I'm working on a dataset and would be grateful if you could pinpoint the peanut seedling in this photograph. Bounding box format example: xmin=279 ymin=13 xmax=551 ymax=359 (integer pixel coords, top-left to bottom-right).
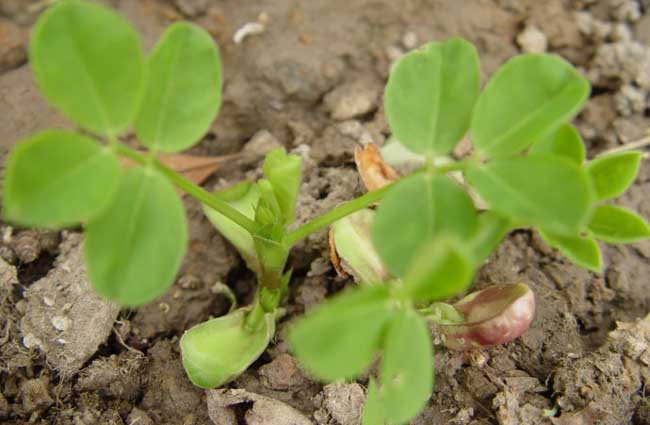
xmin=4 ymin=2 xmax=649 ymax=424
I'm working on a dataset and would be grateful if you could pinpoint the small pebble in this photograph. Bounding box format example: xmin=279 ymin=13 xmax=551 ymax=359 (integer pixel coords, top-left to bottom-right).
xmin=11 ymin=230 xmax=40 ymax=263
xmin=324 ymin=81 xmax=381 ymax=120
xmin=516 ymin=25 xmax=547 ymax=53
xmin=2 ymin=226 xmax=13 ymax=244
xmin=51 ymin=316 xmax=70 ymax=331
xmin=0 ymin=246 xmax=16 ymax=264
xmin=402 ymin=31 xmax=418 ymax=49
xmin=22 ymin=334 xmax=42 ymax=349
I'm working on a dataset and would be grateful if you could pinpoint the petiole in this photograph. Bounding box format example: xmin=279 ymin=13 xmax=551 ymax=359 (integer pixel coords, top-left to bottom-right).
xmin=112 ymin=142 xmax=258 ymax=234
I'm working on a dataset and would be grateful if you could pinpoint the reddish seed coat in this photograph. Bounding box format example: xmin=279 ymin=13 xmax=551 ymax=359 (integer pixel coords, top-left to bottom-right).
xmin=440 ymin=283 xmax=536 ymax=351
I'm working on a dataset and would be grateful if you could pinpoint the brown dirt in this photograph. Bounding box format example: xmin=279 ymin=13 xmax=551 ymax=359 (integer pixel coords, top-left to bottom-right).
xmin=2 ymin=0 xmax=650 ymax=424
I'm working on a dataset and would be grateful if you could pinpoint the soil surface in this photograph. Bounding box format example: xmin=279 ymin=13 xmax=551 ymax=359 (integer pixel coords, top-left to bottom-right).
xmin=2 ymin=0 xmax=650 ymax=424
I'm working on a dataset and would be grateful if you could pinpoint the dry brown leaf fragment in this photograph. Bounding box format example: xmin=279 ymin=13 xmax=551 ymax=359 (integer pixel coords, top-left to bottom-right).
xmin=120 ymin=152 xmax=236 ymax=194
xmin=354 ymin=143 xmax=399 ymax=192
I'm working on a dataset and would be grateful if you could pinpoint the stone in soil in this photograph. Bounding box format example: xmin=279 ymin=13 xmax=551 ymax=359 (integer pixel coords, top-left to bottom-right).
xmin=323 ymin=79 xmax=381 ymax=121
xmin=313 ymin=383 xmax=365 ymax=425
xmin=206 ymin=388 xmax=313 ymax=425
xmin=19 ymin=233 xmax=120 ymax=375
xmin=516 ymin=25 xmax=548 ymax=53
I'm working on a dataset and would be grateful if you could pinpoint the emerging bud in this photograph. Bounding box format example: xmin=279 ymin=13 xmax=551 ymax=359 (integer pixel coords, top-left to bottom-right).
xmin=438 ymin=283 xmax=535 ymax=350
xmin=181 ymin=306 xmax=276 ymax=388
xmin=329 ymin=209 xmax=391 ymax=283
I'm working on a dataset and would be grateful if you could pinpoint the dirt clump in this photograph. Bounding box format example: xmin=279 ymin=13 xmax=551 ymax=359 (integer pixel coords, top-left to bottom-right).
xmin=19 ymin=234 xmax=120 ymax=376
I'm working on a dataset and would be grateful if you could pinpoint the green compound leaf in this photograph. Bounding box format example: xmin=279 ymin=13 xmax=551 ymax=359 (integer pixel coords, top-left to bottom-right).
xmin=362 ymin=380 xmax=385 ymax=425
xmin=373 ymin=173 xmax=478 ymax=277
xmin=85 ymin=167 xmax=188 ymax=306
xmin=529 ymin=123 xmax=586 ymax=165
xmin=289 ymin=285 xmax=394 ymax=381
xmin=136 ymin=22 xmax=222 ymax=152
xmin=204 ymin=182 xmax=261 ymax=273
xmin=403 ymin=239 xmax=474 ymax=302
xmin=385 ymin=38 xmax=480 ymax=155
xmin=3 ymin=130 xmax=121 ymax=228
xmin=588 ymin=205 xmax=650 ymax=243
xmin=586 ymin=151 xmax=642 ymax=201
xmin=31 ymin=1 xmax=144 ymax=136
xmin=381 ymin=309 xmax=433 ymax=425
xmin=263 ymin=148 xmax=302 ymax=224
xmin=539 ymin=229 xmax=602 ymax=272
xmin=181 ymin=307 xmax=276 ymax=388
xmin=471 ymin=54 xmax=590 ymax=159
xmin=466 ymin=154 xmax=594 ymax=236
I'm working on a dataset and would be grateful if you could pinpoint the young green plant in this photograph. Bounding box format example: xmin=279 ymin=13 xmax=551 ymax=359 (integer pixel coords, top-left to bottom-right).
xmin=4 ymin=2 xmax=649 ymax=424
xmin=0 ymin=0 xmax=394 ymax=390
xmin=287 ymin=40 xmax=650 ymax=424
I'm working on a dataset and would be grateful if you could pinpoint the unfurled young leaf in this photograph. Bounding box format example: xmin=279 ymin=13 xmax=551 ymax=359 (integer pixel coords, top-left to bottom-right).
xmin=204 ymin=182 xmax=261 ymax=273
xmin=262 ymin=148 xmax=302 ymax=224
xmin=255 ymin=179 xmax=283 ymax=227
xmin=289 ymin=286 xmax=394 ymax=381
xmin=529 ymin=123 xmax=586 ymax=165
xmin=85 ymin=167 xmax=187 ymax=306
xmin=380 ymin=309 xmax=433 ymax=424
xmin=588 ymin=204 xmax=650 ymax=243
xmin=586 ymin=151 xmax=642 ymax=201
xmin=403 ymin=239 xmax=474 ymax=302
xmin=539 ymin=229 xmax=602 ymax=272
xmin=181 ymin=307 xmax=276 ymax=388
xmin=136 ymin=22 xmax=222 ymax=152
xmin=31 ymin=1 xmax=145 ymax=136
xmin=373 ymin=173 xmax=478 ymax=277
xmin=471 ymin=54 xmax=590 ymax=158
xmin=466 ymin=155 xmax=594 ymax=235
xmin=3 ymin=130 xmax=121 ymax=228
xmin=385 ymin=38 xmax=480 ymax=155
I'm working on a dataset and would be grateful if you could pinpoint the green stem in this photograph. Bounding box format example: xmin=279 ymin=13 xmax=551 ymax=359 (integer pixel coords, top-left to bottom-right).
xmin=113 ymin=142 xmax=258 ymax=234
xmin=283 ymin=183 xmax=394 ymax=246
xmin=434 ymin=158 xmax=476 ymax=174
